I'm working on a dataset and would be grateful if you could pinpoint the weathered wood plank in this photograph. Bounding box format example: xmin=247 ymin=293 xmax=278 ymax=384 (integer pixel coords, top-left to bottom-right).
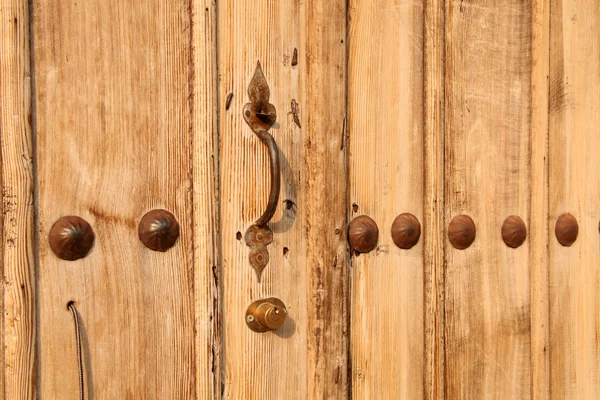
xmin=530 ymin=0 xmax=550 ymax=398
xmin=548 ymin=1 xmax=600 ymax=398
xmin=192 ymin=1 xmax=221 ymax=399
xmin=444 ymin=1 xmax=533 ymax=398
xmin=33 ymin=1 xmax=196 ymax=397
xmin=348 ymin=0 xmax=424 ymax=398
xmin=218 ymin=1 xmax=348 ymax=398
xmin=424 ymin=0 xmax=446 ymax=398
xmin=0 ymin=0 xmax=35 ymax=398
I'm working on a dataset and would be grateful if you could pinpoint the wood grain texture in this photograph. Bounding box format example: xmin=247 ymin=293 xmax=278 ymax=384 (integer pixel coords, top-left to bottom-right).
xmin=530 ymin=0 xmax=550 ymax=398
xmin=33 ymin=1 xmax=195 ymax=398
xmin=192 ymin=1 xmax=221 ymax=399
xmin=0 ymin=0 xmax=36 ymax=398
xmin=548 ymin=0 xmax=600 ymax=398
xmin=218 ymin=1 xmax=348 ymax=398
xmin=424 ymin=0 xmax=446 ymax=398
xmin=444 ymin=1 xmax=532 ymax=398
xmin=348 ymin=0 xmax=424 ymax=398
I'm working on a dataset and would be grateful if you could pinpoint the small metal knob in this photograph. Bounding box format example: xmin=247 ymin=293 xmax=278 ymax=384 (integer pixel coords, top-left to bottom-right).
xmin=245 ymin=298 xmax=287 ymax=332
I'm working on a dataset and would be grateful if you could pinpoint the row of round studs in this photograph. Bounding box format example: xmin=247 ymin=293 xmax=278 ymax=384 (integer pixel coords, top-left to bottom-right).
xmin=348 ymin=212 xmax=585 ymax=253
xmin=48 ymin=209 xmax=180 ymax=261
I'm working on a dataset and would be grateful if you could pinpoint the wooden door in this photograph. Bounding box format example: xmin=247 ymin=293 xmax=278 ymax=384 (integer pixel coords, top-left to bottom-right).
xmin=1 ymin=0 xmax=598 ymax=399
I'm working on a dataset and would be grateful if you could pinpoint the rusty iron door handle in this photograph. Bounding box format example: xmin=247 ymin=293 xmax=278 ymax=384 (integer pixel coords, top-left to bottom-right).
xmin=243 ymin=62 xmax=280 ymax=227
xmin=251 ymin=129 xmax=280 ymax=226
xmin=243 ymin=61 xmax=280 ymax=281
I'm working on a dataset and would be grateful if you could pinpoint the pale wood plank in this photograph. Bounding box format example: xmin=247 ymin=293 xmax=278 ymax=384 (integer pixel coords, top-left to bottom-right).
xmin=302 ymin=5 xmax=348 ymax=396
xmin=530 ymin=0 xmax=550 ymax=398
xmin=444 ymin=1 xmax=533 ymax=398
xmin=192 ymin=1 xmax=221 ymax=399
xmin=348 ymin=1 xmax=424 ymax=398
xmin=424 ymin=0 xmax=446 ymax=398
xmin=218 ymin=1 xmax=348 ymax=398
xmin=548 ymin=1 xmax=600 ymax=398
xmin=0 ymin=0 xmax=36 ymax=398
xmin=33 ymin=1 xmax=195 ymax=397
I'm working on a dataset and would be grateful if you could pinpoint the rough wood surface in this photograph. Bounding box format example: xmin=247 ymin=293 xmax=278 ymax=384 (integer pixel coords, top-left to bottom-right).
xmin=530 ymin=0 xmax=550 ymax=398
xmin=548 ymin=1 xmax=600 ymax=398
xmin=348 ymin=1 xmax=424 ymax=398
xmin=192 ymin=1 xmax=221 ymax=399
xmin=444 ymin=1 xmax=533 ymax=398
xmin=4 ymin=1 xmax=600 ymax=398
xmin=0 ymin=0 xmax=36 ymax=398
xmin=424 ymin=0 xmax=446 ymax=398
xmin=218 ymin=1 xmax=348 ymax=398
xmin=33 ymin=1 xmax=196 ymax=398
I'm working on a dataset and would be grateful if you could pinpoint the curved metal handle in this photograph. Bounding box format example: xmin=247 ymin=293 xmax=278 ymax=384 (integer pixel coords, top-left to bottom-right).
xmin=253 ymin=129 xmax=280 ymax=226
xmin=243 ymin=62 xmax=280 ymax=281
xmin=243 ymin=62 xmax=280 ymax=227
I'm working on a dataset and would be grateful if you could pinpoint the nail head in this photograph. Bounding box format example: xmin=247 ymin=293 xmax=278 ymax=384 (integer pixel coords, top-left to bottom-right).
xmin=348 ymin=215 xmax=379 ymax=253
xmin=555 ymin=213 xmax=578 ymax=247
xmin=49 ymin=216 xmax=95 ymax=261
xmin=138 ymin=209 xmax=180 ymax=252
xmin=501 ymin=215 xmax=527 ymax=248
xmin=448 ymin=214 xmax=476 ymax=250
xmin=391 ymin=213 xmax=421 ymax=249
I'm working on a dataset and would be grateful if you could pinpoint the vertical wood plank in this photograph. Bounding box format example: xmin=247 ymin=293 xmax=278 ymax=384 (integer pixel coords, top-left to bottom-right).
xmin=303 ymin=5 xmax=348 ymax=396
xmin=33 ymin=1 xmax=196 ymax=398
xmin=0 ymin=0 xmax=35 ymax=398
xmin=548 ymin=1 xmax=600 ymax=398
xmin=530 ymin=0 xmax=550 ymax=398
xmin=192 ymin=1 xmax=221 ymax=399
xmin=424 ymin=0 xmax=446 ymax=398
xmin=218 ymin=1 xmax=348 ymax=399
xmin=444 ymin=1 xmax=533 ymax=398
xmin=348 ymin=0 xmax=424 ymax=398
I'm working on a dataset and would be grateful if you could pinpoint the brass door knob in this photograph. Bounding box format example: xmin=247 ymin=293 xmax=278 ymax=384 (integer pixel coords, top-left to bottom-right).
xmin=245 ymin=298 xmax=287 ymax=332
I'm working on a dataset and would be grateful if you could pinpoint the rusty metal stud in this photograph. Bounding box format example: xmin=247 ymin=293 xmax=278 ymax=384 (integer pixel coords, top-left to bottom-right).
xmin=391 ymin=213 xmax=421 ymax=249
xmin=555 ymin=213 xmax=578 ymax=247
xmin=448 ymin=215 xmax=476 ymax=250
xmin=348 ymin=215 xmax=379 ymax=253
xmin=246 ymin=297 xmax=288 ymax=333
xmin=501 ymin=215 xmax=527 ymax=248
xmin=138 ymin=209 xmax=180 ymax=252
xmin=49 ymin=216 xmax=95 ymax=261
